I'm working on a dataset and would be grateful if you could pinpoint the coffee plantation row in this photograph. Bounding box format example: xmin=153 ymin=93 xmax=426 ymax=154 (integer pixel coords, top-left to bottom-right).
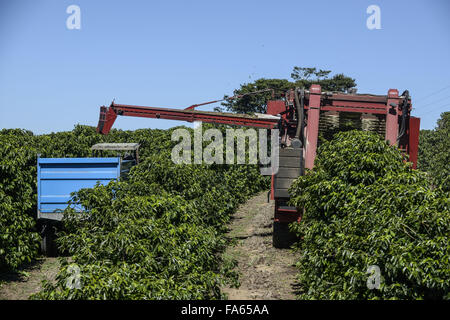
xmin=417 ymin=112 xmax=450 ymax=191
xmin=289 ymin=127 xmax=449 ymax=299
xmin=1 ymin=113 xmax=448 ymax=300
xmin=0 ymin=124 xmax=269 ymax=299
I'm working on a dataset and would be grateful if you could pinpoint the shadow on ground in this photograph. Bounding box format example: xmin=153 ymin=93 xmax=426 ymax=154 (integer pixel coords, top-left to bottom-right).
xmin=222 ymin=191 xmax=300 ymax=300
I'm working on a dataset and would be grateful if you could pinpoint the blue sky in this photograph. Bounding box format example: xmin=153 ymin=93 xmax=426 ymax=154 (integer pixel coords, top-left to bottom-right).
xmin=0 ymin=0 xmax=449 ymax=134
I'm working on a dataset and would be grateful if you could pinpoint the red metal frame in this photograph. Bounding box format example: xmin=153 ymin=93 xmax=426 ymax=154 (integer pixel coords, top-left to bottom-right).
xmin=407 ymin=116 xmax=420 ymax=169
xmin=270 ymin=173 xmax=275 ymax=201
xmin=97 ymin=103 xmax=278 ymax=135
xmin=385 ymin=89 xmax=400 ymax=146
xmin=274 ymin=201 xmax=302 ymax=223
xmin=304 ymin=84 xmax=321 ymax=170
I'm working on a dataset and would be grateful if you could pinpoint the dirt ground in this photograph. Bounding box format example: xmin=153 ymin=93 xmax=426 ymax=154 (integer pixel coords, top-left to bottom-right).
xmin=222 ymin=191 xmax=299 ymax=300
xmin=0 ymin=257 xmax=59 ymax=300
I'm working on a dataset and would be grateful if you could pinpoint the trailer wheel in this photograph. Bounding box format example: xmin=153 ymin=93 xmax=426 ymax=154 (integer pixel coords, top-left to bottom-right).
xmin=40 ymin=223 xmax=57 ymax=257
xmin=272 ymin=221 xmax=297 ymax=248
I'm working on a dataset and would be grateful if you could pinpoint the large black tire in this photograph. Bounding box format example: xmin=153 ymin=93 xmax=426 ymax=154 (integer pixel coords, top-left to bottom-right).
xmin=40 ymin=223 xmax=57 ymax=257
xmin=272 ymin=221 xmax=298 ymax=248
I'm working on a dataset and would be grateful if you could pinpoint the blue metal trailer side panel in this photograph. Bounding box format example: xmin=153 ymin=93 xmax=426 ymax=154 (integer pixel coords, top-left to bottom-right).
xmin=37 ymin=157 xmax=121 ymax=221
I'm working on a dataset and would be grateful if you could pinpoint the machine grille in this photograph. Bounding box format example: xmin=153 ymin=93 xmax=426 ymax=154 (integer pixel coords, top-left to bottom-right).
xmin=318 ymin=111 xmax=386 ymax=142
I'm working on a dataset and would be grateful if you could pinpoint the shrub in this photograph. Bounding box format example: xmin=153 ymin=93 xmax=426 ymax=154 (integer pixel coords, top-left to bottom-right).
xmin=31 ymin=125 xmax=269 ymax=299
xmin=0 ymin=130 xmax=40 ymax=271
xmin=289 ymin=130 xmax=449 ymax=299
xmin=418 ymin=112 xmax=450 ymax=191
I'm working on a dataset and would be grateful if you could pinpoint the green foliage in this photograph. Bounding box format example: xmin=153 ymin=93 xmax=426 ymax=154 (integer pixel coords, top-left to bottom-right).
xmin=289 ymin=131 xmax=449 ymax=300
xmin=418 ymin=112 xmax=450 ymax=191
xmin=221 ymin=66 xmax=356 ymax=114
xmin=27 ymin=125 xmax=268 ymax=299
xmin=291 ymin=67 xmax=357 ymax=92
xmin=220 ymin=79 xmax=293 ymax=114
xmin=0 ymin=130 xmax=40 ymax=270
xmin=0 ymin=124 xmax=268 ymax=293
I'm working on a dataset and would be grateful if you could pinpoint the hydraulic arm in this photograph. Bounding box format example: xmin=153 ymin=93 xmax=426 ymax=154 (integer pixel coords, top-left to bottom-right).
xmin=97 ymin=102 xmax=279 ymax=135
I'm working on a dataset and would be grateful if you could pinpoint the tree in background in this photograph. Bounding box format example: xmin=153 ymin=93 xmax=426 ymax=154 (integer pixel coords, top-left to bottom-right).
xmin=219 ymin=66 xmax=356 ymax=114
xmin=290 ymin=67 xmax=357 ymax=92
xmin=418 ymin=111 xmax=450 ymax=191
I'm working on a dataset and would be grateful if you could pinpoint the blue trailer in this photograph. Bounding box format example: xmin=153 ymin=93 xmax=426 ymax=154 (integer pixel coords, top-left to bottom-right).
xmin=37 ymin=143 xmax=139 ymax=256
xmin=37 ymin=157 xmax=122 ymax=221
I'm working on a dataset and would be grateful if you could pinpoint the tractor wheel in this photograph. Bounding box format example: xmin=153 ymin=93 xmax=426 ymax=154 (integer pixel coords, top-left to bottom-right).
xmin=272 ymin=221 xmax=297 ymax=248
xmin=40 ymin=223 xmax=57 ymax=257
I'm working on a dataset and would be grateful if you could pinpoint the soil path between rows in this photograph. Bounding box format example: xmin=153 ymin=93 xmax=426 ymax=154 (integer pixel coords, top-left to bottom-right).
xmin=0 ymin=257 xmax=59 ymax=300
xmin=222 ymin=191 xmax=299 ymax=300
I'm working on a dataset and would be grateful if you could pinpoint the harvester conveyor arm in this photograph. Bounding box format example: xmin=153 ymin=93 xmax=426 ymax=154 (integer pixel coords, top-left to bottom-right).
xmin=97 ymin=102 xmax=279 ymax=135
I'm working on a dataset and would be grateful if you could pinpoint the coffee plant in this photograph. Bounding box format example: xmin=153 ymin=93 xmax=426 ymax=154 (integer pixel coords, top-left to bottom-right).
xmin=289 ymin=131 xmax=449 ymax=299
xmin=0 ymin=130 xmax=40 ymax=270
xmin=14 ymin=124 xmax=268 ymax=299
xmin=418 ymin=111 xmax=449 ymax=191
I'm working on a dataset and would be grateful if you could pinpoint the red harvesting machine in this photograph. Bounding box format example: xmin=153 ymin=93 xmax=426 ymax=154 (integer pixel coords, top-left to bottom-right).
xmin=97 ymin=84 xmax=420 ymax=247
